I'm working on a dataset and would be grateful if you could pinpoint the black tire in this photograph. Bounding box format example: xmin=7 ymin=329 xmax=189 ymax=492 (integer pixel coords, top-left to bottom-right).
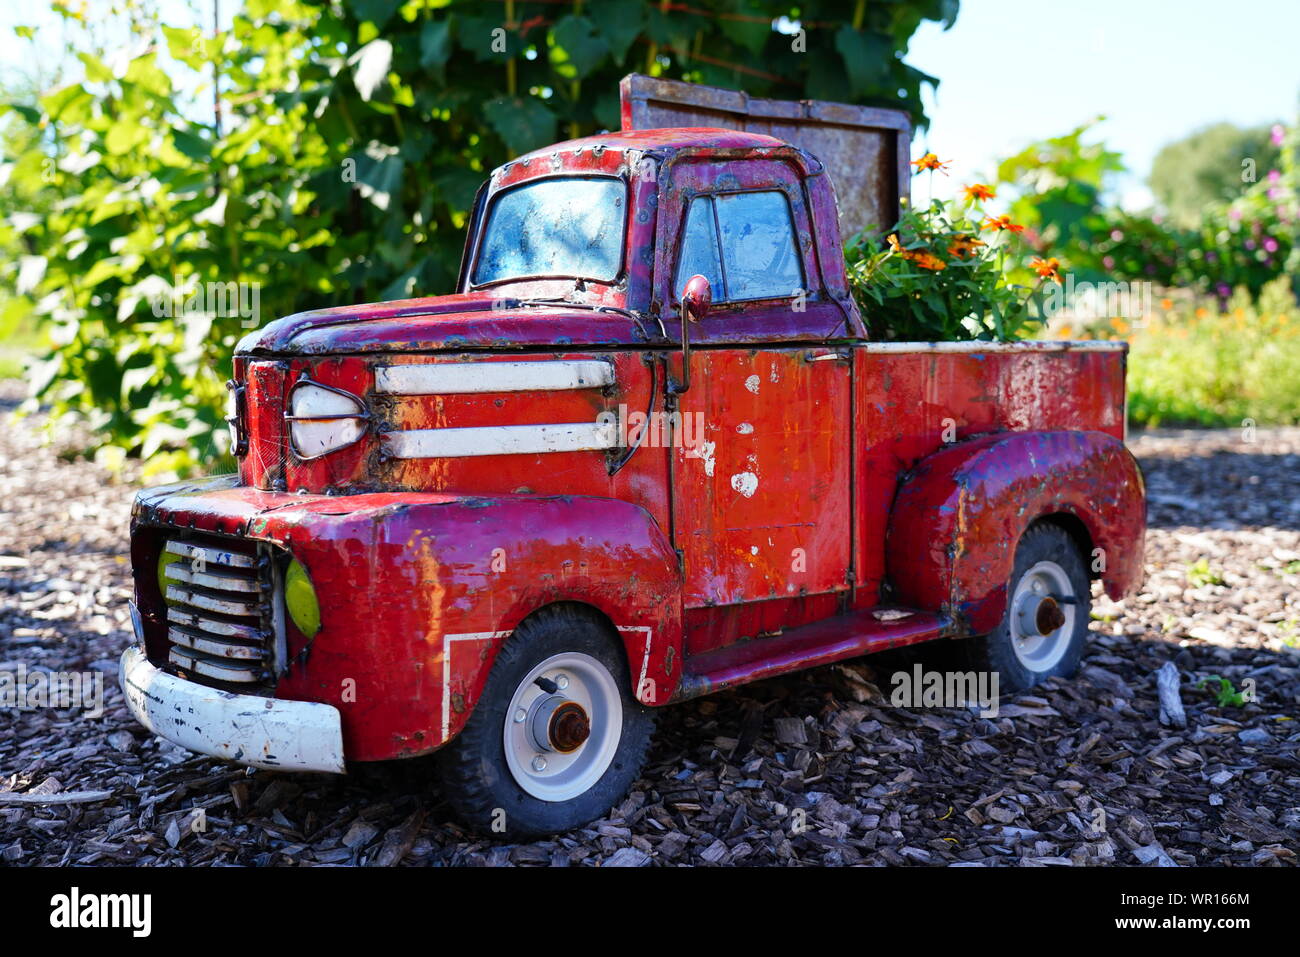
xmin=436 ymin=605 xmax=655 ymax=838
xmin=960 ymin=523 xmax=1091 ymax=694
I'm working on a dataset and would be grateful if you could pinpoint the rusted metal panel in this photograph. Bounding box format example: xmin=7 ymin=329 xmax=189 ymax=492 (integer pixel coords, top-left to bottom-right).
xmin=621 ymin=73 xmax=910 ymax=239
xmin=130 ymin=479 xmax=683 ymax=760
xmin=885 ymin=430 xmax=1146 ymax=633
xmin=128 ymin=115 xmax=1148 ymax=782
xmin=671 ymin=348 xmax=852 ymax=615
xmin=852 ymin=346 xmax=1129 ymax=605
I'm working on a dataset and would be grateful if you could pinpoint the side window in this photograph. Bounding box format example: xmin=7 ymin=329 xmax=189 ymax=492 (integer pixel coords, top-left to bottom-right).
xmin=675 ymin=190 xmax=804 ymax=302
xmin=674 ymin=197 xmax=723 ymax=297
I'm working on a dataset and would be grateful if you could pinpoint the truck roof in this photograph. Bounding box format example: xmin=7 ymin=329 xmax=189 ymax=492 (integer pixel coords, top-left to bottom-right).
xmin=513 ymin=126 xmax=794 ymax=163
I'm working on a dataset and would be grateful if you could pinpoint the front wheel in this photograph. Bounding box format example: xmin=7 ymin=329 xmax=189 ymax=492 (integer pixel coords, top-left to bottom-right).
xmin=436 ymin=605 xmax=655 ymax=837
xmin=964 ymin=523 xmax=1092 ymax=693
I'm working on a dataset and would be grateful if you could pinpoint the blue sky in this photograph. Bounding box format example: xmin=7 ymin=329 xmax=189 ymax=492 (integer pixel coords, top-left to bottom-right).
xmin=906 ymin=0 xmax=1300 ymax=207
xmin=5 ymin=1 xmax=1298 ymax=211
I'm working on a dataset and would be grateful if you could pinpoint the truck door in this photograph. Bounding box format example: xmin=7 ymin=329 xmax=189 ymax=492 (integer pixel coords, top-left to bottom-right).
xmin=661 ymin=164 xmax=853 ymax=612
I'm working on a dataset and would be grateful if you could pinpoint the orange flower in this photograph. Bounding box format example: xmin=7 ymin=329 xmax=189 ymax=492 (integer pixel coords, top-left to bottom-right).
xmin=887 ymin=233 xmax=946 ymax=270
xmin=981 ymin=214 xmax=1024 ymax=234
xmin=1029 ymin=256 xmax=1062 ymax=282
xmin=947 ymin=234 xmax=986 ymax=259
xmin=909 ymin=251 xmax=947 ymax=270
xmin=911 ymin=153 xmax=951 ymax=175
xmin=962 ymin=183 xmax=996 ymax=203
xmin=1160 ymin=297 xmax=1173 ymax=310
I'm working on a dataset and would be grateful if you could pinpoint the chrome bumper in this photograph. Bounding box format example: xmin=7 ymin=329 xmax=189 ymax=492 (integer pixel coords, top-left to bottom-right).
xmin=118 ymin=644 xmax=346 ymax=774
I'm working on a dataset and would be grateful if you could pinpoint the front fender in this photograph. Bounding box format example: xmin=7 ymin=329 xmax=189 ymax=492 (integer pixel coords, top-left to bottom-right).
xmin=885 ymin=430 xmax=1145 ymax=634
xmin=132 ymin=481 xmax=683 ymax=761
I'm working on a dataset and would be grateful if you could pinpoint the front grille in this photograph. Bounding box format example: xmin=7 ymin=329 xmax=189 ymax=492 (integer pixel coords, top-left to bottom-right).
xmin=162 ymin=538 xmax=279 ymax=684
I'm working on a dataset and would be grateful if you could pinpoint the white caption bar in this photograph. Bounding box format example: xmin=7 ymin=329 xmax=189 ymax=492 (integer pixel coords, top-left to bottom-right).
xmin=382 ymin=421 xmax=618 ymax=459
xmin=375 ymin=360 xmax=615 ymax=395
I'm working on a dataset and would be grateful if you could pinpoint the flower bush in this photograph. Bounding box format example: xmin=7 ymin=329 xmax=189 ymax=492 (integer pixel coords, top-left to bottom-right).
xmin=844 ymin=163 xmax=1055 ymax=341
xmin=1066 ymin=279 xmax=1300 ymax=428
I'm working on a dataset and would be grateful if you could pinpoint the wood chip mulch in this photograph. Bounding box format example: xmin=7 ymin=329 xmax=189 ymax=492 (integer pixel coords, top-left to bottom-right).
xmin=1 ymin=380 xmax=1297 ymax=866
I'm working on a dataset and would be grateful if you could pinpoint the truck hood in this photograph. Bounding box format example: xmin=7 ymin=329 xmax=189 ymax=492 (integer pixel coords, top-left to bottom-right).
xmin=236 ymin=293 xmax=652 ymax=356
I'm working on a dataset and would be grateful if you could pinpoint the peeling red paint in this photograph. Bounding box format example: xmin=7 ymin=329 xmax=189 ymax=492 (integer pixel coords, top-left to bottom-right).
xmin=129 ymin=122 xmax=1146 ymax=769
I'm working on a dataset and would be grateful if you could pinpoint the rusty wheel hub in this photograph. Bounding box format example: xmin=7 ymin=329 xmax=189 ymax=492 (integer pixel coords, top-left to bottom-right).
xmin=1009 ymin=560 xmax=1077 ymax=672
xmin=1035 ymin=596 xmax=1067 ymax=635
xmin=504 ymin=652 xmax=623 ymax=802
xmin=547 ymin=701 xmax=591 ymax=753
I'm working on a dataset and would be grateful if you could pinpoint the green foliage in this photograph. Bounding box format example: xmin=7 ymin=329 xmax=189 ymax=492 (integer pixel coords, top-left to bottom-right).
xmin=1122 ymin=280 xmax=1300 ymax=428
xmin=845 ymin=193 xmax=1049 ymax=342
xmin=1 ymin=0 xmax=960 ymax=477
xmin=1007 ymin=120 xmax=1298 ymax=304
xmin=1196 ymin=675 xmax=1250 ymax=708
xmin=994 ymin=118 xmax=1125 ymax=279
xmin=1185 ymin=558 xmax=1225 ymax=588
xmin=1149 ymin=122 xmax=1283 ymax=228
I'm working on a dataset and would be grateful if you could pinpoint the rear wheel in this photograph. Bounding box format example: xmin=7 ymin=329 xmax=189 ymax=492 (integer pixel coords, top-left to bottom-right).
xmin=436 ymin=605 xmax=655 ymax=837
xmin=963 ymin=523 xmax=1091 ymax=693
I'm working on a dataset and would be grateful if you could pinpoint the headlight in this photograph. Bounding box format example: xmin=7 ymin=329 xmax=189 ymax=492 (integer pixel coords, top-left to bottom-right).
xmin=225 ymin=380 xmax=248 ymax=456
xmin=284 ymin=559 xmax=321 ymax=636
xmin=157 ymin=549 xmax=183 ymax=604
xmin=285 ymin=379 xmax=368 ymax=459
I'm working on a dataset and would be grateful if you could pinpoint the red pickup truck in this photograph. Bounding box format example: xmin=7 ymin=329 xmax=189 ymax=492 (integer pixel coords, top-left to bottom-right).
xmin=120 ymin=76 xmax=1145 ymax=836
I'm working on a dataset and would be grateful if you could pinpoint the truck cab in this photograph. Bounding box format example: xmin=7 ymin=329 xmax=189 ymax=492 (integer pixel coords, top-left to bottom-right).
xmin=121 ymin=80 xmax=1145 ymax=837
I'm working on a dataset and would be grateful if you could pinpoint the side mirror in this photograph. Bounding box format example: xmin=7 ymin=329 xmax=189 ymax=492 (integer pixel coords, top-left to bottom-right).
xmin=672 ymin=275 xmax=712 ymax=396
xmin=681 ymin=274 xmax=712 ymax=322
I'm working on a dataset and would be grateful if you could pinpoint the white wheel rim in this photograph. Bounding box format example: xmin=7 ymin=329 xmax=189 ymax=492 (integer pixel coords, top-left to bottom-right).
xmin=1008 ymin=560 xmax=1077 ymax=673
xmin=503 ymin=652 xmax=622 ymax=802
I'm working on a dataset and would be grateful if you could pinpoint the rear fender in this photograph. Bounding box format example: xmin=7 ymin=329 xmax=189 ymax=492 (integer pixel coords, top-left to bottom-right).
xmin=885 ymin=430 xmax=1145 ymax=634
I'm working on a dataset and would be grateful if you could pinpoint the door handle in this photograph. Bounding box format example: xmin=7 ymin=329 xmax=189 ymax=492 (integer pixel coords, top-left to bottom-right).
xmin=804 ymin=350 xmax=851 ymax=363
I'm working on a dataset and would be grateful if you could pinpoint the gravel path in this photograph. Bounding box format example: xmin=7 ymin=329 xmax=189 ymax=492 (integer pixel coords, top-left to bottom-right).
xmin=1 ymin=380 xmax=1297 ymax=866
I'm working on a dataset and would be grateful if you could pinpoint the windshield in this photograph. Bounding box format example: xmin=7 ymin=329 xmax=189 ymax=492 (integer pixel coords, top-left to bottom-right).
xmin=472 ymin=177 xmax=626 ymax=286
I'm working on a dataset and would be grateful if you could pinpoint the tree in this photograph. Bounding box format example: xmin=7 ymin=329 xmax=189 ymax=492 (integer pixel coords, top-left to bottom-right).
xmin=1 ymin=0 xmax=960 ymax=475
xmin=1149 ymin=122 xmax=1283 ymax=228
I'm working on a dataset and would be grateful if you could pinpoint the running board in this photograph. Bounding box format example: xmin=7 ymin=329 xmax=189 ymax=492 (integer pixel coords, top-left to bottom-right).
xmin=672 ymin=607 xmax=948 ymax=702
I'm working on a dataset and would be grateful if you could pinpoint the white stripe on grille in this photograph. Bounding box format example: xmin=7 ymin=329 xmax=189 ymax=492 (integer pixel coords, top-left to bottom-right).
xmin=375 ymin=360 xmax=614 ymax=395
xmin=381 ymin=421 xmax=618 ymax=459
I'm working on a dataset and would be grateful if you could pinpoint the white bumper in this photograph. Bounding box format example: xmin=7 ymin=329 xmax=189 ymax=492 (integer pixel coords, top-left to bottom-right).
xmin=119 ymin=645 xmax=346 ymax=774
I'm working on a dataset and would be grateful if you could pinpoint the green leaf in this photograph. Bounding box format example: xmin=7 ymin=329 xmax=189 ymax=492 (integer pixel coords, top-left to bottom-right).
xmin=352 ymin=141 xmax=404 ymax=211
xmin=171 ymin=127 xmax=213 ymax=161
xmin=419 ymin=19 xmax=452 ymax=82
xmin=347 ymin=0 xmax=403 ymax=27
xmin=548 ymin=15 xmax=609 ymax=81
xmin=717 ymin=0 xmax=769 ymax=55
xmin=483 ymin=96 xmax=555 ymax=155
xmin=835 ymin=26 xmax=890 ymax=97
xmin=586 ymin=0 xmax=645 ymax=64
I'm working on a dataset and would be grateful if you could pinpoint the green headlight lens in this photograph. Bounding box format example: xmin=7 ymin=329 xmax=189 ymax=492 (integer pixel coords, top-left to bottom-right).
xmin=285 ymin=559 xmax=321 ymax=637
xmin=157 ymin=550 xmax=183 ymax=603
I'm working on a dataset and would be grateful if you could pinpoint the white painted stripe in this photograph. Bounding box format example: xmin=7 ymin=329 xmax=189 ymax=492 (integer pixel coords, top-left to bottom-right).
xmin=383 ymin=421 xmax=618 ymax=459
xmin=376 ymin=360 xmax=615 ymax=395
xmin=441 ymin=631 xmax=511 ymax=741
xmin=617 ymin=625 xmax=655 ymax=704
xmin=860 ymin=340 xmax=1125 ymax=354
xmin=440 ymin=625 xmax=649 ymax=739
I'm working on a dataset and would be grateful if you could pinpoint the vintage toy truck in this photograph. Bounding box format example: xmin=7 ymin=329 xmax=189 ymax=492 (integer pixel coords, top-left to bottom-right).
xmin=120 ymin=76 xmax=1145 ymax=836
